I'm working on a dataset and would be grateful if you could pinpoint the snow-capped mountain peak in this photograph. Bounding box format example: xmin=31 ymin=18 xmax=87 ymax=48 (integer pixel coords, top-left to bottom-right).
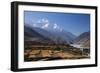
xmin=32 ymin=18 xmax=62 ymax=32
xmin=53 ymin=23 xmax=63 ymax=31
xmin=42 ymin=23 xmax=49 ymax=28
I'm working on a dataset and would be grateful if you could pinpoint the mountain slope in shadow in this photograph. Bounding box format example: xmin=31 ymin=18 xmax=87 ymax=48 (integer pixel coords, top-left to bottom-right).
xmin=24 ymin=25 xmax=54 ymax=44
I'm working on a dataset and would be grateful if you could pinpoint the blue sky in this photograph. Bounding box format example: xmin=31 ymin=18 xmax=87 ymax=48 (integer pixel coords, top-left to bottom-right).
xmin=24 ymin=11 xmax=90 ymax=36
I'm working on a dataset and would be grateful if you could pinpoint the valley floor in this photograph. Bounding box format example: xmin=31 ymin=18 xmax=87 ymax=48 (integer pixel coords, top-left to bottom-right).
xmin=24 ymin=45 xmax=90 ymax=62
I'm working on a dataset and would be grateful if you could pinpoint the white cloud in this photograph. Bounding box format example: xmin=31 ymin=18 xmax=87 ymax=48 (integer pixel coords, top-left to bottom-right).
xmin=53 ymin=23 xmax=62 ymax=31
xmin=53 ymin=23 xmax=58 ymax=29
xmin=40 ymin=18 xmax=50 ymax=28
xmin=42 ymin=18 xmax=49 ymax=23
xmin=31 ymin=18 xmax=63 ymax=31
xmin=53 ymin=23 xmax=60 ymax=29
xmin=37 ymin=20 xmax=41 ymax=23
xmin=42 ymin=23 xmax=49 ymax=28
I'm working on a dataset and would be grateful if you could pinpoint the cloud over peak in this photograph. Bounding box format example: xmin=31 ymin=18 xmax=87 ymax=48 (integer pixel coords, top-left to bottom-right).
xmin=32 ymin=18 xmax=63 ymax=31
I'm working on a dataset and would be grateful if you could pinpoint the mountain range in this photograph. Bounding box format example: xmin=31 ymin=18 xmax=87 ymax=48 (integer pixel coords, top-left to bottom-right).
xmin=24 ymin=19 xmax=90 ymax=47
xmin=74 ymin=31 xmax=90 ymax=47
xmin=24 ymin=23 xmax=77 ymax=45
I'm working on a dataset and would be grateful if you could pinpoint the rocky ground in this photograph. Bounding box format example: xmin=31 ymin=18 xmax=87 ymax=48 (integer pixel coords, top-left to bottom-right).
xmin=24 ymin=47 xmax=90 ymax=62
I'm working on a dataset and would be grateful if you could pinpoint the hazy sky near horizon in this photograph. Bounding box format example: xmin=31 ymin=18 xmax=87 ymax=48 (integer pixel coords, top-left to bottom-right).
xmin=24 ymin=11 xmax=90 ymax=36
